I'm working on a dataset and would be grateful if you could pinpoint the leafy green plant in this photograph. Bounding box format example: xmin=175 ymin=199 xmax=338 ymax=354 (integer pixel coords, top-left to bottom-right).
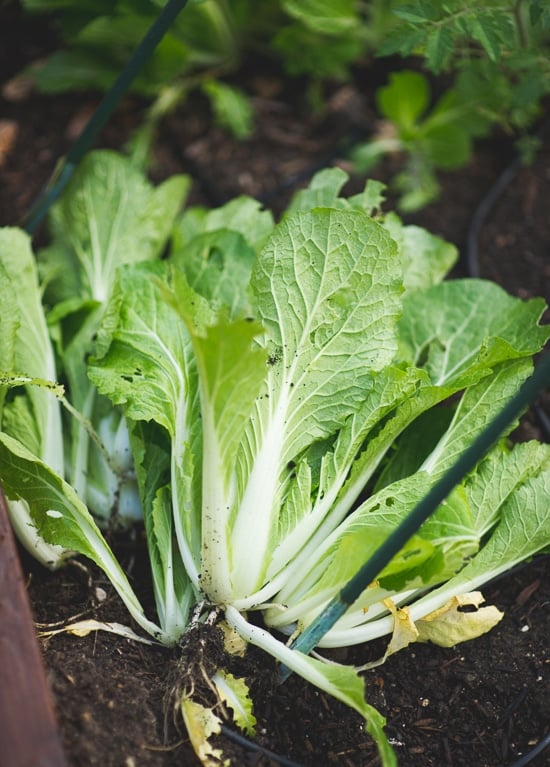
xmin=355 ymin=0 xmax=550 ymax=209
xmin=366 ymin=0 xmax=550 ymax=207
xmin=2 ymin=151 xmax=550 ymax=765
xmin=351 ymin=69 xmax=489 ymax=211
xmin=380 ymin=0 xmax=550 ymax=106
xmin=0 ymin=154 xmax=189 ymax=566
xmin=19 ymin=0 xmax=373 ymax=148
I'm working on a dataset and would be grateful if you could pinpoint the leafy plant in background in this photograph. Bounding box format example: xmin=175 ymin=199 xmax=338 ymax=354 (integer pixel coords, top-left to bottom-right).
xmin=380 ymin=0 xmax=550 ymax=120
xmin=1 ymin=152 xmax=550 ymax=766
xmin=351 ymin=69 xmax=487 ymax=211
xmin=19 ymin=0 xmax=376 ymax=154
xmin=354 ymin=0 xmax=550 ymax=209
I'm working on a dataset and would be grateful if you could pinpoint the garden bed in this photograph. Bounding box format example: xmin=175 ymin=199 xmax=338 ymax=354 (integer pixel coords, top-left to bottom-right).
xmin=1 ymin=5 xmax=549 ymax=766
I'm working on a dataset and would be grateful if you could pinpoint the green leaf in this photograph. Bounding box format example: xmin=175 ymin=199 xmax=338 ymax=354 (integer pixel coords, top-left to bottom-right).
xmin=89 ymin=262 xmax=199 ymax=434
xmin=41 ymin=150 xmax=189 ymax=304
xmin=381 ymin=213 xmax=457 ymax=291
xmin=150 ymin=484 xmax=192 ymax=637
xmin=227 ymin=208 xmax=403 ymax=600
xmin=398 ymin=280 xmax=550 ymax=388
xmin=424 ymin=24 xmax=455 ymax=73
xmin=282 ymin=0 xmax=358 ymax=35
xmin=377 ymin=70 xmax=430 ymax=128
xmin=89 ymin=262 xmax=205 ymax=584
xmin=408 ymin=453 xmax=550 ymax=622
xmin=376 ymin=27 xmax=427 ymax=58
xmin=0 ymin=430 xmax=165 ymax=640
xmin=254 ymin=209 xmax=401 ymax=456
xmin=465 ymin=440 xmax=550 ymax=537
xmin=287 ymin=167 xmax=349 ymax=213
xmin=392 ymin=2 xmax=438 ymax=23
xmin=202 ymin=80 xmax=254 ymax=139
xmin=470 ymin=16 xmax=502 ymax=62
xmin=172 ymin=229 xmax=257 ymax=319
xmin=175 ymin=196 xmax=274 ymax=253
xmin=418 ymin=359 xmax=535 ymax=482
xmin=0 ymin=228 xmax=64 ymax=475
xmin=0 ymin=230 xmax=30 ymax=411
xmin=188 ymin=314 xmax=267 ymax=603
xmin=270 ymin=474 xmax=435 ymax=629
xmin=213 ymin=671 xmax=257 ymax=736
xmin=130 ymin=418 xmax=195 ymax=637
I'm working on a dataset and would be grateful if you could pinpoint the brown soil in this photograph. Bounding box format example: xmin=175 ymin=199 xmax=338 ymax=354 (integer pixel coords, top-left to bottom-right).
xmin=1 ymin=4 xmax=549 ymax=767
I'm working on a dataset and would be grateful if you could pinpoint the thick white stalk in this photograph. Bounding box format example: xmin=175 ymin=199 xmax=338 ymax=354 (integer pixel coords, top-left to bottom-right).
xmin=199 ymin=404 xmax=234 ymax=602
xmin=224 ymin=381 xmax=289 ymax=599
xmin=228 ymin=408 xmax=286 ymax=599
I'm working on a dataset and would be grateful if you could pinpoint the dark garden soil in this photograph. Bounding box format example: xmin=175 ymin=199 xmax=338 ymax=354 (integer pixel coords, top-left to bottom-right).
xmin=1 ymin=4 xmax=550 ymax=767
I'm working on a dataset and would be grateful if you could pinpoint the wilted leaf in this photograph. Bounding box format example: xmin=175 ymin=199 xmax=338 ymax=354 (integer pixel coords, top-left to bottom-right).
xmin=180 ymin=698 xmax=229 ymax=767
xmin=416 ymin=592 xmax=503 ymax=646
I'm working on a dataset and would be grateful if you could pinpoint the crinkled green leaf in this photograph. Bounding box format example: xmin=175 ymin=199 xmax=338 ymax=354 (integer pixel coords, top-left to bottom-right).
xmin=465 ymin=440 xmax=550 ymax=536
xmin=213 ymin=671 xmax=256 ymax=736
xmin=408 ymin=454 xmax=550 ymax=623
xmin=172 ymin=229 xmax=257 ymax=319
xmin=89 ymin=262 xmax=207 ymax=585
xmin=253 ymin=209 xmax=401 ymax=459
xmin=175 ymin=196 xmax=274 ymax=253
xmin=287 ymin=167 xmax=349 ymax=213
xmin=0 ymin=228 xmax=68 ymax=566
xmin=40 ymin=150 xmax=189 ymax=304
xmin=382 ymin=213 xmax=457 ymax=292
xmin=89 ymin=262 xmax=199 ymax=434
xmin=419 ymin=359 xmax=534 ymax=481
xmin=398 ymin=280 xmax=549 ymax=387
xmin=0 ymin=229 xmax=62 ymax=465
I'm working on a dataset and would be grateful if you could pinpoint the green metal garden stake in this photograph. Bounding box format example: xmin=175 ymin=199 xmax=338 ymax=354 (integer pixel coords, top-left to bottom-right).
xmin=280 ymin=348 xmax=550 ymax=681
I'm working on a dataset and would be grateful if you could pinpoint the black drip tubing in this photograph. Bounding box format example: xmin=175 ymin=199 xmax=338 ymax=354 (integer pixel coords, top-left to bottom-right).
xmin=219 ymin=724 xmax=305 ymax=767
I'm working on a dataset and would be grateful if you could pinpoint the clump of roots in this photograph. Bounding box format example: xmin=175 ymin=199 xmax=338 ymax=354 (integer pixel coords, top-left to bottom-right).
xmin=163 ymin=606 xmax=228 ymax=736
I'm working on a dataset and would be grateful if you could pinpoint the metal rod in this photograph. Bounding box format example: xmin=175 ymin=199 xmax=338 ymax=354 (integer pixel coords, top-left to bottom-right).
xmin=280 ymin=349 xmax=550 ymax=680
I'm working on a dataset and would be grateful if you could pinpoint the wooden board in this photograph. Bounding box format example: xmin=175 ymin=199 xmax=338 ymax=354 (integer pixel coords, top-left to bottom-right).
xmin=0 ymin=489 xmax=67 ymax=767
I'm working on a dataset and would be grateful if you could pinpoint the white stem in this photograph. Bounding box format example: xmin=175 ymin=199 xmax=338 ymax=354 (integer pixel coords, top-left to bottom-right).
xmin=229 ymin=401 xmax=287 ymax=598
xmin=200 ymin=406 xmax=234 ymax=602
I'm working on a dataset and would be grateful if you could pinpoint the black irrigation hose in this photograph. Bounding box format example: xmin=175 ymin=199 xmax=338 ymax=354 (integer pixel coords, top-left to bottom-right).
xmin=21 ymin=0 xmax=189 ymax=235
xmin=465 ymin=154 xmax=524 ymax=278
xmin=465 ymin=119 xmax=550 ymax=444
xmin=506 ymin=732 xmax=550 ymax=767
xmin=219 ymin=724 xmax=304 ymax=767
xmin=466 ymin=119 xmax=550 ymax=279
